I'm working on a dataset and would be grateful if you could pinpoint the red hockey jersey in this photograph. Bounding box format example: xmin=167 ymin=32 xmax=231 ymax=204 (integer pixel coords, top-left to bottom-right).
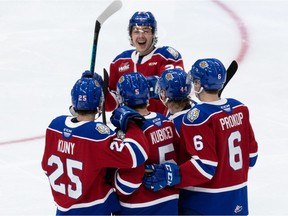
xmin=106 ymin=46 xmax=184 ymax=114
xmin=41 ymin=116 xmax=149 ymax=215
xmin=113 ymin=112 xmax=181 ymax=215
xmin=177 ymin=98 xmax=258 ymax=215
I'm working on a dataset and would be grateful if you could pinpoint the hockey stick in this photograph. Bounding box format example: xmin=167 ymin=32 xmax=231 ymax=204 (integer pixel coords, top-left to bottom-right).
xmin=102 ymin=68 xmax=109 ymax=124
xmin=218 ymin=60 xmax=238 ymax=97
xmin=90 ymin=0 xmax=122 ymax=74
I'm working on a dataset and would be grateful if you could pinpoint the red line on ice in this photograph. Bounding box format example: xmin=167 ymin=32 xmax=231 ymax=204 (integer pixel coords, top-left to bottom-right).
xmin=212 ymin=0 xmax=249 ymax=63
xmin=0 ymin=135 xmax=45 ymax=145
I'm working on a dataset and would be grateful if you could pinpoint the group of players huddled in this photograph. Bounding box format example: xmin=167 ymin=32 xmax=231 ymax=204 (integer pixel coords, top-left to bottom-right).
xmin=42 ymin=11 xmax=258 ymax=215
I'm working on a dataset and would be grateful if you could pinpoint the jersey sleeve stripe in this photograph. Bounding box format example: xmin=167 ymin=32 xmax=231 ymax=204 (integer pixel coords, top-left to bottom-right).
xmin=190 ymin=156 xmax=217 ymax=179
xmin=123 ymin=138 xmax=148 ymax=168
xmin=114 ymin=171 xmax=141 ymax=195
xmin=249 ymin=153 xmax=258 ymax=167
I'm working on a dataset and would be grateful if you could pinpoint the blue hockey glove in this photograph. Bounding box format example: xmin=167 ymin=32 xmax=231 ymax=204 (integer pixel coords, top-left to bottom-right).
xmin=81 ymin=70 xmax=93 ymax=78
xmin=110 ymin=106 xmax=145 ymax=133
xmin=143 ymin=163 xmax=181 ymax=191
xmin=81 ymin=70 xmax=104 ymax=87
xmin=146 ymin=75 xmax=159 ymax=99
xmin=93 ymin=73 xmax=104 ymax=88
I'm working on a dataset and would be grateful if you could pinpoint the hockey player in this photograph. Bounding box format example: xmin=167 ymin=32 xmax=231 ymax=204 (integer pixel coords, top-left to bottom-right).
xmin=156 ymin=68 xmax=194 ymax=133
xmin=155 ymin=68 xmax=195 ymax=167
xmin=143 ymin=58 xmax=258 ymax=215
xmin=110 ymin=72 xmax=180 ymax=215
xmin=41 ymin=71 xmax=149 ymax=215
xmin=105 ymin=11 xmax=184 ymax=115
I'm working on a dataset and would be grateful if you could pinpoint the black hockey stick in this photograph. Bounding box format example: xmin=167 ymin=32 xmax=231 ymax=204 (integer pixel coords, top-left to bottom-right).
xmin=102 ymin=68 xmax=109 ymax=124
xmin=218 ymin=60 xmax=238 ymax=97
xmin=90 ymin=0 xmax=122 ymax=74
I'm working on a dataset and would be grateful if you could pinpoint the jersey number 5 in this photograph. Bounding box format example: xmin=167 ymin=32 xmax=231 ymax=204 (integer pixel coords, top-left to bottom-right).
xmin=48 ymin=155 xmax=83 ymax=199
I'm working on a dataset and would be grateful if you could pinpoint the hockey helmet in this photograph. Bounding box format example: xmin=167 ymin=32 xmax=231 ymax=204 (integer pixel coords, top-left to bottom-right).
xmin=188 ymin=58 xmax=227 ymax=90
xmin=116 ymin=72 xmax=149 ymax=106
xmin=71 ymin=71 xmax=104 ymax=112
xmin=156 ymin=68 xmax=192 ymax=101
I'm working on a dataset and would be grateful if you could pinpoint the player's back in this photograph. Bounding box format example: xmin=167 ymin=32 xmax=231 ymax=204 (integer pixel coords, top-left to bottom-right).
xmin=179 ymin=98 xmax=258 ymax=215
xmin=42 ymin=115 xmax=149 ymax=215
xmin=115 ymin=112 xmax=180 ymax=215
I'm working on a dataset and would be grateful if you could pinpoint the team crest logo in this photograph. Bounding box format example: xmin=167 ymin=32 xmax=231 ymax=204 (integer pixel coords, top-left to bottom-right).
xmin=167 ymin=47 xmax=179 ymax=59
xmin=118 ymin=75 xmax=125 ymax=84
xmin=165 ymin=72 xmax=174 ymax=81
xmin=95 ymin=123 xmax=110 ymax=134
xmin=187 ymin=108 xmax=200 ymax=122
xmin=199 ymin=60 xmax=209 ymax=69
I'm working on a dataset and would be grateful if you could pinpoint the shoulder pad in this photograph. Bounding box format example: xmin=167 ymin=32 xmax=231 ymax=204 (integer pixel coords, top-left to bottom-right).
xmin=155 ymin=46 xmax=182 ymax=60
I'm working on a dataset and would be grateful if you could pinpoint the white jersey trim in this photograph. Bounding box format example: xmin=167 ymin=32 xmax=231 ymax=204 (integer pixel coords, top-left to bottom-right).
xmin=119 ymin=194 xmax=179 ymax=208
xmin=182 ymin=182 xmax=247 ymax=193
xmin=56 ymin=188 xmax=115 ymax=212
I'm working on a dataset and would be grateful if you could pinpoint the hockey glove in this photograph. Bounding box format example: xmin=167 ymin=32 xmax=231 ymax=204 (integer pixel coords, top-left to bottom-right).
xmin=146 ymin=75 xmax=159 ymax=99
xmin=81 ymin=70 xmax=104 ymax=87
xmin=143 ymin=163 xmax=181 ymax=191
xmin=93 ymin=72 xmax=104 ymax=88
xmin=110 ymin=106 xmax=145 ymax=133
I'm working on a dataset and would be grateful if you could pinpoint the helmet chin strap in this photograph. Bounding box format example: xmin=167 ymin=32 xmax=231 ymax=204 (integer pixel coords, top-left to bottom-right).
xmin=193 ymin=87 xmax=203 ymax=100
xmin=159 ymin=95 xmax=169 ymax=106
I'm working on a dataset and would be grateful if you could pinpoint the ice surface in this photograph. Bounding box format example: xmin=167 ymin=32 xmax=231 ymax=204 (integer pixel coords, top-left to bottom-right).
xmin=0 ymin=0 xmax=287 ymax=215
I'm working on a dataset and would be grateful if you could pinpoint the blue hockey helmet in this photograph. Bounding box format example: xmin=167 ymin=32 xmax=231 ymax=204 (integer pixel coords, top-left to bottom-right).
xmin=116 ymin=72 xmax=150 ymax=106
xmin=128 ymin=11 xmax=157 ymax=34
xmin=156 ymin=68 xmax=192 ymax=101
xmin=71 ymin=71 xmax=104 ymax=112
xmin=188 ymin=58 xmax=227 ymax=90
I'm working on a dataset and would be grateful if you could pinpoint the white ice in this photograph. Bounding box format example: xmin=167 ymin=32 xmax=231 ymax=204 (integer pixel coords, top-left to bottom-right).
xmin=0 ymin=0 xmax=287 ymax=215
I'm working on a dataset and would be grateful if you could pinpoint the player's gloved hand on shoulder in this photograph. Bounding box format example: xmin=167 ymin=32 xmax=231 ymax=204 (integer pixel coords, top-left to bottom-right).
xmin=146 ymin=75 xmax=159 ymax=99
xmin=143 ymin=163 xmax=181 ymax=191
xmin=110 ymin=106 xmax=146 ymax=133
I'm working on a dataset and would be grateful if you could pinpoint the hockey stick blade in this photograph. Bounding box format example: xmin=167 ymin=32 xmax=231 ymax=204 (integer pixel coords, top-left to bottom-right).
xmin=97 ymin=0 xmax=123 ymax=26
xmin=90 ymin=0 xmax=122 ymax=73
xmin=219 ymin=60 xmax=238 ymax=97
